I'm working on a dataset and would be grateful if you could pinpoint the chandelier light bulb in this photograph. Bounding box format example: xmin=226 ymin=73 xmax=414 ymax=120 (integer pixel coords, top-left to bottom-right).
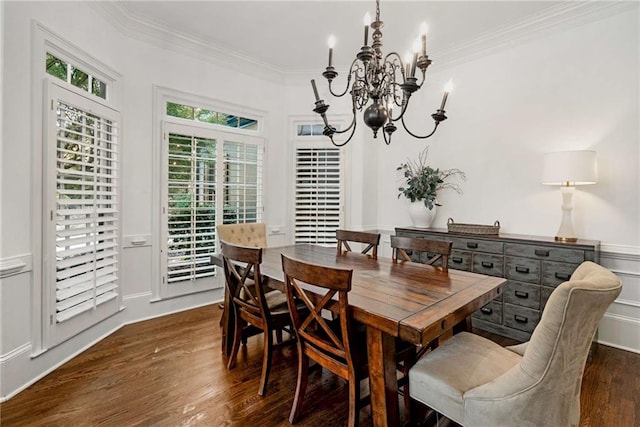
xmin=420 ymin=22 xmax=428 ymax=36
xmin=404 ymin=52 xmax=412 ymax=76
xmin=444 ymin=79 xmax=454 ymax=93
xmin=328 ymin=35 xmax=336 ymax=49
xmin=363 ymin=13 xmax=371 ymax=45
xmin=412 ymin=37 xmax=421 ymax=53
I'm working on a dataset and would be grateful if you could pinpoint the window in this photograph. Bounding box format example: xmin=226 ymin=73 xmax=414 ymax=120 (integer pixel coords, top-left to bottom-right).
xmin=44 ymin=81 xmax=121 ymax=346
xmin=166 ymin=101 xmax=258 ymax=131
xmin=161 ymin=113 xmax=263 ymax=298
xmin=294 ymin=147 xmax=342 ymax=245
xmin=46 ymin=53 xmax=107 ymax=99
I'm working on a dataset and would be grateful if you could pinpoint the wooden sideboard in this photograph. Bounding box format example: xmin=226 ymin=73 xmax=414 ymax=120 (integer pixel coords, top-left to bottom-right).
xmin=395 ymin=226 xmax=600 ymax=342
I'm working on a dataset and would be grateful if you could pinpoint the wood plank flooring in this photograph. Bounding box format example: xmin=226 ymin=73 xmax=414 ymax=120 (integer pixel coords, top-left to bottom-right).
xmin=1 ymin=304 xmax=638 ymax=426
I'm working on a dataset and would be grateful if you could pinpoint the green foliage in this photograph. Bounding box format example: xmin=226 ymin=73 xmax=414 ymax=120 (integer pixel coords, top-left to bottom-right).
xmin=397 ymin=147 xmax=466 ymax=210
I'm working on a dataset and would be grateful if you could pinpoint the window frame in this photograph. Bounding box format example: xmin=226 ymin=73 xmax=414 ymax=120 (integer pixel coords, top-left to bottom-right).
xmin=31 ymin=23 xmax=122 ymax=354
xmin=153 ymin=86 xmax=267 ymax=301
xmin=43 ymin=80 xmax=122 ymax=347
xmin=286 ymin=117 xmax=349 ymax=246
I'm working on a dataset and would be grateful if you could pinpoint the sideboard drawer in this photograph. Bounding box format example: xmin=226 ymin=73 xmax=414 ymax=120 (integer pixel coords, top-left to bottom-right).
xmin=505 ymin=257 xmax=541 ymax=284
xmin=472 ymin=300 xmax=503 ymax=325
xmin=542 ymin=261 xmax=578 ymax=288
xmin=451 ymin=237 xmax=504 ymax=255
xmin=472 ymin=253 xmax=504 ymax=277
xmin=503 ymin=304 xmax=540 ymax=334
xmin=504 ymin=280 xmax=541 ymax=309
xmin=505 ymin=243 xmax=585 ymax=264
xmin=449 ymin=250 xmax=472 ymax=271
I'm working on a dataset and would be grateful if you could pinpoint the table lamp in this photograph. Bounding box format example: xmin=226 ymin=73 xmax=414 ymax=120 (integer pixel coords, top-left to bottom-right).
xmin=541 ymin=150 xmax=597 ymax=242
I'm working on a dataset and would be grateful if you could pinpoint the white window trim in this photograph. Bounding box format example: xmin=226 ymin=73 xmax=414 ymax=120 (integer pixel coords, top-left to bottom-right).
xmin=152 ymin=85 xmax=267 ymax=301
xmin=31 ymin=22 xmax=122 ymax=355
xmin=286 ymin=115 xmax=350 ymax=245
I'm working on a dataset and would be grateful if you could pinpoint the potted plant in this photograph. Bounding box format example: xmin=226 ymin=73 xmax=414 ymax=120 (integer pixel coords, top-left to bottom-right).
xmin=397 ymin=147 xmax=465 ymax=227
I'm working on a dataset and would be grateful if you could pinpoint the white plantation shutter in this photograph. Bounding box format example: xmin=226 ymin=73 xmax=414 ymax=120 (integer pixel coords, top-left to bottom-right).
xmin=294 ymin=147 xmax=342 ymax=245
xmin=166 ymin=132 xmax=217 ymax=284
xmin=161 ymin=121 xmax=264 ymax=298
xmin=45 ymin=82 xmax=121 ymax=346
xmin=223 ymin=140 xmax=263 ymax=224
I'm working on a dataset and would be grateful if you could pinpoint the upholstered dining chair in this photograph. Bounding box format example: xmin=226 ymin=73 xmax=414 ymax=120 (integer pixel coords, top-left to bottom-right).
xmin=221 ymin=241 xmax=293 ymax=396
xmin=281 ymin=254 xmax=369 ymax=427
xmin=217 ymin=222 xmax=267 ymax=248
xmin=390 ymin=235 xmax=453 ymax=269
xmin=336 ymin=229 xmax=381 ymax=258
xmin=408 ymin=261 xmax=622 ymax=427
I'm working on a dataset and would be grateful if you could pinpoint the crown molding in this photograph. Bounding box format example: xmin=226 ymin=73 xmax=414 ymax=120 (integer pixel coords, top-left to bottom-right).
xmin=430 ymin=0 xmax=639 ymax=70
xmin=89 ymin=2 xmax=285 ymax=85
xmin=90 ymin=1 xmax=637 ymax=86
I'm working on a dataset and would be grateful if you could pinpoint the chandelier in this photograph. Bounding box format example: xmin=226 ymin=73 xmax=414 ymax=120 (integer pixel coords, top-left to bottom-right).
xmin=311 ymin=0 xmax=452 ymax=147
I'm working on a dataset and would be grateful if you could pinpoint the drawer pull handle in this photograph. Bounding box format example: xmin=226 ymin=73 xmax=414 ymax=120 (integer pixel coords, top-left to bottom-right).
xmin=514 ymin=315 xmax=528 ymax=324
xmin=452 ymin=257 xmax=463 ymax=263
xmin=467 ymin=242 xmax=479 ymax=249
xmin=481 ymin=261 xmax=494 ymax=268
xmin=534 ymin=249 xmax=550 ymax=257
xmin=481 ymin=307 xmax=493 ymax=315
xmin=515 ymin=266 xmax=530 ymax=274
xmin=555 ymin=272 xmax=571 ymax=281
xmin=514 ymin=290 xmax=529 ymax=299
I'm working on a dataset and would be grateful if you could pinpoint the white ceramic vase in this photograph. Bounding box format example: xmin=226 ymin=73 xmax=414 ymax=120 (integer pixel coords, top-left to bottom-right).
xmin=409 ymin=201 xmax=437 ymax=228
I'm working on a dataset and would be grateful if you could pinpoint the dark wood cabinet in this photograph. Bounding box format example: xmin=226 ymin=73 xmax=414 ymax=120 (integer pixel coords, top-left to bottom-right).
xmin=395 ymin=226 xmax=600 ymax=342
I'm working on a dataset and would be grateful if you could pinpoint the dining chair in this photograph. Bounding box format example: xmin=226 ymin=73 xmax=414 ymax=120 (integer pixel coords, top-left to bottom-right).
xmin=389 ymin=234 xmax=455 ymax=415
xmin=390 ymin=235 xmax=452 ymax=269
xmin=217 ymin=222 xmax=267 ymax=248
xmin=281 ymin=254 xmax=368 ymax=427
xmin=221 ymin=241 xmax=293 ymax=396
xmin=336 ymin=229 xmax=381 ymax=258
xmin=408 ymin=261 xmax=621 ymax=426
xmin=216 ymin=223 xmax=268 ymax=346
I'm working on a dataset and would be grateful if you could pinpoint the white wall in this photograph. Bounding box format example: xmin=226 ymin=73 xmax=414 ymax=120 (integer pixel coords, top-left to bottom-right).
xmin=0 ymin=1 xmax=286 ymax=400
xmin=1 ymin=1 xmax=639 ymax=401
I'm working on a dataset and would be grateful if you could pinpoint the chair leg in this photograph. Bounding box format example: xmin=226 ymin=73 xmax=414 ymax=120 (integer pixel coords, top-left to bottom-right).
xmin=347 ymin=375 xmax=360 ymax=427
xmin=227 ymin=317 xmax=244 ymax=370
xmin=289 ymin=349 xmax=309 ymax=424
xmin=275 ymin=328 xmax=283 ymax=344
xmin=258 ymin=328 xmax=274 ymax=396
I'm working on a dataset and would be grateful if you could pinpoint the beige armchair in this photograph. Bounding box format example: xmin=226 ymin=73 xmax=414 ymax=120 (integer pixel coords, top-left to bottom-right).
xmin=217 ymin=223 xmax=267 ymax=248
xmin=409 ymin=261 xmax=621 ymax=427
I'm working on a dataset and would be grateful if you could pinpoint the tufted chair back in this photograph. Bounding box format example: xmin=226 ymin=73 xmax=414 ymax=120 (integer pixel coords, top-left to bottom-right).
xmin=217 ymin=223 xmax=267 ymax=248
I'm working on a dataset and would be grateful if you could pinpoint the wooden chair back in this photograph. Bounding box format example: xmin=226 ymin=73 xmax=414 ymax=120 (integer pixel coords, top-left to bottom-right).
xmin=221 ymin=241 xmax=268 ymax=324
xmin=281 ymin=254 xmax=355 ymax=379
xmin=390 ymin=235 xmax=453 ymax=269
xmin=336 ymin=229 xmax=381 ymax=258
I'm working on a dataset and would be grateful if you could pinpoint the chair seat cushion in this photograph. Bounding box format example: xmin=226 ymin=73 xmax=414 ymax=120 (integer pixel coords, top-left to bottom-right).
xmin=264 ymin=290 xmax=290 ymax=314
xmin=409 ymin=332 xmax=522 ymax=424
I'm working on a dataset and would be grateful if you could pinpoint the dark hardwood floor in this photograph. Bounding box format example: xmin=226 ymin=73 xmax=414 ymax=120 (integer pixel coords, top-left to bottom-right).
xmin=1 ymin=304 xmax=638 ymax=426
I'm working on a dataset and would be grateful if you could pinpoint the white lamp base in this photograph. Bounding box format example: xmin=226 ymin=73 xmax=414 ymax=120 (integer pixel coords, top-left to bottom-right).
xmin=555 ymin=185 xmax=577 ymax=242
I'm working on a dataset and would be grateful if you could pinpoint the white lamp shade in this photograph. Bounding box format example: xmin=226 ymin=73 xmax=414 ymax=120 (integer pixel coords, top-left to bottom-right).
xmin=541 ymin=150 xmax=597 ymax=185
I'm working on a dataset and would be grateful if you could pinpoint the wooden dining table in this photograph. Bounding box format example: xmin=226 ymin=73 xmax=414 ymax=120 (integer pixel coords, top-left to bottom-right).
xmin=212 ymin=244 xmax=506 ymax=427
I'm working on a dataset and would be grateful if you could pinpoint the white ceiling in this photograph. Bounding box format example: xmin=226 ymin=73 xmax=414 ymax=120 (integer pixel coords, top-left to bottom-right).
xmin=111 ymin=1 xmax=564 ymax=72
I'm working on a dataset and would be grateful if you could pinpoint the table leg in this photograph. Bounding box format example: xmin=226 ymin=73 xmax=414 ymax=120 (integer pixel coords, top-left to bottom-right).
xmin=366 ymin=326 xmax=399 ymax=427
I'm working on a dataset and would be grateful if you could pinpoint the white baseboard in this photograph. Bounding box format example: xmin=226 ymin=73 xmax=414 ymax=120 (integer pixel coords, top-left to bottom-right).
xmin=597 ymin=312 xmax=640 ymax=354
